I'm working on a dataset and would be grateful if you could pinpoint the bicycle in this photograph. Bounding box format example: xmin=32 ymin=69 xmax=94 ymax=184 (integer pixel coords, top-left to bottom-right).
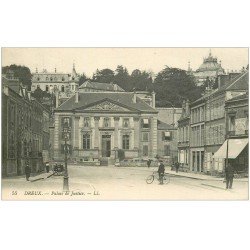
xmin=146 ymin=171 xmax=170 ymax=185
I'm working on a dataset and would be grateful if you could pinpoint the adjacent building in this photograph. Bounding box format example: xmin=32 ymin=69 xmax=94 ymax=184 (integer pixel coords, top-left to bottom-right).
xmin=177 ymin=70 xmax=249 ymax=174
xmin=177 ymin=100 xmax=190 ymax=171
xmin=79 ymin=80 xmax=124 ymax=92
xmin=188 ymin=50 xmax=225 ymax=86
xmin=2 ymin=71 xmax=50 ymax=177
xmin=31 ymin=65 xmax=79 ymax=99
xmin=157 ymin=120 xmax=178 ymax=165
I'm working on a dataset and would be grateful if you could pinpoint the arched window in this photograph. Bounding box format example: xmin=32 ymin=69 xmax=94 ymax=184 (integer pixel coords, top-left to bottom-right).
xmin=83 ymin=134 xmax=90 ymax=149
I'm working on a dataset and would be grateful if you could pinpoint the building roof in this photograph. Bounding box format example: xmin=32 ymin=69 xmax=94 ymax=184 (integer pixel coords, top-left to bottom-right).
xmin=196 ymin=51 xmax=224 ymax=73
xmin=79 ymin=80 xmax=124 ymax=92
xmin=226 ymin=93 xmax=248 ymax=103
xmin=56 ymin=92 xmax=157 ymax=113
xmin=157 ymin=120 xmax=175 ymax=130
xmin=217 ymin=70 xmax=248 ymax=93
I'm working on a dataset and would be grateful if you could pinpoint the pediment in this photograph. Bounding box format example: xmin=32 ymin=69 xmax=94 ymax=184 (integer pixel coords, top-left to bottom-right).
xmin=76 ymin=100 xmax=132 ymax=112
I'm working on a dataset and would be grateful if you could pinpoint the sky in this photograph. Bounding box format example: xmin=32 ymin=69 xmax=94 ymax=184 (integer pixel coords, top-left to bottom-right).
xmin=2 ymin=48 xmax=248 ymax=77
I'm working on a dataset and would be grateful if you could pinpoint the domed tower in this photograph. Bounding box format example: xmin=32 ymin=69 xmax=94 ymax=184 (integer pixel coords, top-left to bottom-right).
xmin=194 ymin=49 xmax=225 ymax=86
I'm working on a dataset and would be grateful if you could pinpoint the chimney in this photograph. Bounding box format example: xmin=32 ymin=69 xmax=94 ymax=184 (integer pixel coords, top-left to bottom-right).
xmin=75 ymin=83 xmax=79 ymax=103
xmin=133 ymin=90 xmax=136 ymax=103
xmin=151 ymin=91 xmax=155 ymax=108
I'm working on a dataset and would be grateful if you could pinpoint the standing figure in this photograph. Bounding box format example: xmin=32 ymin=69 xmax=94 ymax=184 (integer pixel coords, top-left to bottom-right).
xmin=147 ymin=159 xmax=152 ymax=168
xmin=45 ymin=162 xmax=50 ymax=173
xmin=175 ymin=162 xmax=180 ymax=173
xmin=25 ymin=164 xmax=31 ymax=181
xmin=158 ymin=161 xmax=165 ymax=185
xmin=225 ymin=162 xmax=234 ymax=189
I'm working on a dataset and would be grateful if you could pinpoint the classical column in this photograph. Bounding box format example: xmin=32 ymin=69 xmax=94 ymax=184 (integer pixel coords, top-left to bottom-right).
xmin=74 ymin=116 xmax=80 ymax=149
xmin=133 ymin=117 xmax=140 ymax=154
xmin=150 ymin=117 xmax=158 ymax=158
xmin=114 ymin=117 xmax=120 ymax=149
xmin=94 ymin=117 xmax=100 ymax=149
xmin=53 ymin=115 xmax=60 ymax=159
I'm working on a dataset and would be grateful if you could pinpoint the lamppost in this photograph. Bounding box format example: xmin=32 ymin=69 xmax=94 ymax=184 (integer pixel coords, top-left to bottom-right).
xmin=63 ymin=127 xmax=70 ymax=191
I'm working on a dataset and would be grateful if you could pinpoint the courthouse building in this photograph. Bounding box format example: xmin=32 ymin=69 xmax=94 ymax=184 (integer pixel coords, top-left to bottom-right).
xmin=52 ymin=88 xmax=158 ymax=165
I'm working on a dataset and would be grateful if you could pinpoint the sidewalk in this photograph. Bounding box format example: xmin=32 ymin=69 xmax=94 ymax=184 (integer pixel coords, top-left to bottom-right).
xmin=3 ymin=171 xmax=54 ymax=182
xmin=110 ymin=165 xmax=248 ymax=182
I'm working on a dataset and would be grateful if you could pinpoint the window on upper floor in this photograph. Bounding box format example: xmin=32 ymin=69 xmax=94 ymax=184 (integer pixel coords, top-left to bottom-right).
xmin=141 ymin=118 xmax=150 ymax=128
xmin=162 ymin=131 xmax=171 ymax=141
xmin=142 ymin=132 xmax=149 ymax=142
xmin=61 ymin=85 xmax=65 ymax=92
xmin=229 ymin=116 xmax=235 ymax=132
xmin=46 ymin=85 xmax=49 ymax=92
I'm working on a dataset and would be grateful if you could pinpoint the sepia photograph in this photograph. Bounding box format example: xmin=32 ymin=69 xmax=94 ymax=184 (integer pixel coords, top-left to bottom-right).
xmin=1 ymin=47 xmax=249 ymax=200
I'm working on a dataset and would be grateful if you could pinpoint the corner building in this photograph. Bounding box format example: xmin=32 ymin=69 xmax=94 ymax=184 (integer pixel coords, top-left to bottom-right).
xmin=52 ymin=91 xmax=158 ymax=165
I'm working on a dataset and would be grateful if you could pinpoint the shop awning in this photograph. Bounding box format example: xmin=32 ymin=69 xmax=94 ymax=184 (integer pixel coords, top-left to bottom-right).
xmin=213 ymin=138 xmax=248 ymax=159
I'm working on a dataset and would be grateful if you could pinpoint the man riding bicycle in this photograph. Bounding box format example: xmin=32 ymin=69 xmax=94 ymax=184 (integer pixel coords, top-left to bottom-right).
xmin=158 ymin=161 xmax=165 ymax=185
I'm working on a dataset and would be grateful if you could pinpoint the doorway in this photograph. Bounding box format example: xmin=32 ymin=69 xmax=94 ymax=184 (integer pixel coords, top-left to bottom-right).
xmin=102 ymin=135 xmax=111 ymax=157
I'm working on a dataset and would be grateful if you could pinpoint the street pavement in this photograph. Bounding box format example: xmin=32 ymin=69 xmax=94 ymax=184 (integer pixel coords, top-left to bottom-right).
xmin=2 ymin=165 xmax=248 ymax=200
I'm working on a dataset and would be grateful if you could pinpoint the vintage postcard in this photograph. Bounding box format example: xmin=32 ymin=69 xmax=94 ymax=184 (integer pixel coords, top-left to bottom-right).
xmin=1 ymin=47 xmax=249 ymax=200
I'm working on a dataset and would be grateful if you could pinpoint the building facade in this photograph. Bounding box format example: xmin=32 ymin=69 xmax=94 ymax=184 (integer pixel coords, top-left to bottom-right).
xmin=157 ymin=120 xmax=178 ymax=165
xmin=31 ymin=65 xmax=79 ymax=99
xmin=2 ymin=72 xmax=50 ymax=177
xmin=51 ymin=91 xmax=158 ymax=165
xmin=177 ymin=100 xmax=190 ymax=171
xmin=213 ymin=93 xmax=248 ymax=174
xmin=177 ymin=70 xmax=248 ymax=174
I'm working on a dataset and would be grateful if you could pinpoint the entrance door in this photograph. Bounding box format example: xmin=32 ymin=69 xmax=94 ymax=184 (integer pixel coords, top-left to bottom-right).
xmin=197 ymin=152 xmax=200 ymax=172
xmin=102 ymin=135 xmax=111 ymax=157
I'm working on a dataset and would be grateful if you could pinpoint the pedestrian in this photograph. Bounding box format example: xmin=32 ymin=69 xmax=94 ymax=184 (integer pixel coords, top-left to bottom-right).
xmin=45 ymin=162 xmax=50 ymax=173
xmin=25 ymin=164 xmax=31 ymax=181
xmin=225 ymin=162 xmax=234 ymax=189
xmin=157 ymin=161 xmax=165 ymax=185
xmin=175 ymin=162 xmax=180 ymax=173
xmin=147 ymin=159 xmax=152 ymax=168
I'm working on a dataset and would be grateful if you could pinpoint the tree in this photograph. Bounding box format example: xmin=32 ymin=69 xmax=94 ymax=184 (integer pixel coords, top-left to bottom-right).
xmin=78 ymin=73 xmax=87 ymax=86
xmin=153 ymin=67 xmax=202 ymax=107
xmin=130 ymin=69 xmax=153 ymax=91
xmin=2 ymin=64 xmax=32 ymax=90
xmin=113 ymin=65 xmax=130 ymax=91
xmin=92 ymin=68 xmax=114 ymax=83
